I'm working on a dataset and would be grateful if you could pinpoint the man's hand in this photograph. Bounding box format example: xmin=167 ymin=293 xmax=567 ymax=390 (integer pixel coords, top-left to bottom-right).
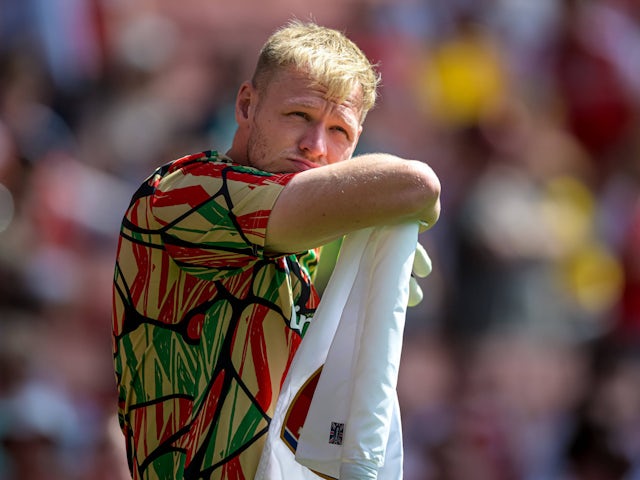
xmin=408 ymin=242 xmax=432 ymax=307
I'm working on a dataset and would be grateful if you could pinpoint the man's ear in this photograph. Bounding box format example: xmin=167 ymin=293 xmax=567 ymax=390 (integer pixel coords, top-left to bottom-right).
xmin=235 ymin=81 xmax=255 ymax=126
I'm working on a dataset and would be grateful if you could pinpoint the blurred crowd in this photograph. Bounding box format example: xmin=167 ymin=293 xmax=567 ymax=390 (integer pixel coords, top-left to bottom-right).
xmin=1 ymin=0 xmax=640 ymax=478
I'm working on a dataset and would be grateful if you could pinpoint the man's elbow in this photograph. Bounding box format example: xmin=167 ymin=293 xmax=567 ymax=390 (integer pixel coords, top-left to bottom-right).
xmin=406 ymin=160 xmax=441 ymax=229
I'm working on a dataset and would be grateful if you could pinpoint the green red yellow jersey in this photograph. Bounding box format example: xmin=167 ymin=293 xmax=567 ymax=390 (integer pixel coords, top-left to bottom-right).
xmin=112 ymin=150 xmax=319 ymax=479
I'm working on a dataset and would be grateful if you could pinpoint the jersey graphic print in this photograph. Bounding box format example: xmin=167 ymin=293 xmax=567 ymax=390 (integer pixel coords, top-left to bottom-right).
xmin=112 ymin=151 xmax=319 ymax=480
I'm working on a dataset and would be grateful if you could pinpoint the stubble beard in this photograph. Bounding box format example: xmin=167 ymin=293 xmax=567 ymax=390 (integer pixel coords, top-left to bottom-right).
xmin=245 ymin=119 xmax=268 ymax=171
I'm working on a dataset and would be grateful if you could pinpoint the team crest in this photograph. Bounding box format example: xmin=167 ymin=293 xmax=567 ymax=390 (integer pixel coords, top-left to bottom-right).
xmin=280 ymin=366 xmax=337 ymax=480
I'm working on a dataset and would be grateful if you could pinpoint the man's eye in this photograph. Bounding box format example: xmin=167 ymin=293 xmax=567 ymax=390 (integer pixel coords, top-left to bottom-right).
xmin=291 ymin=112 xmax=309 ymax=119
xmin=331 ymin=126 xmax=349 ymax=138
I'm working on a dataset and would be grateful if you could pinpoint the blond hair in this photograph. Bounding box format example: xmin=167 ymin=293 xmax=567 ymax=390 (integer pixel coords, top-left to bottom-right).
xmin=252 ymin=20 xmax=380 ymax=121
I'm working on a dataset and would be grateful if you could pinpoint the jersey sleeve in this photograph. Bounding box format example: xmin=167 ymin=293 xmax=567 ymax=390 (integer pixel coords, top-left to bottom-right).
xmin=150 ymin=160 xmax=296 ymax=280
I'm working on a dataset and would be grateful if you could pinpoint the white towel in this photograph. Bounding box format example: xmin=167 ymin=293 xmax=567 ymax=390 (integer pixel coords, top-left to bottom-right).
xmin=255 ymin=224 xmax=419 ymax=480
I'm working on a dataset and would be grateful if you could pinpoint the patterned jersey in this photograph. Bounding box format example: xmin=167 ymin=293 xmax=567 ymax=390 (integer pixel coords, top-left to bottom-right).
xmin=112 ymin=150 xmax=320 ymax=480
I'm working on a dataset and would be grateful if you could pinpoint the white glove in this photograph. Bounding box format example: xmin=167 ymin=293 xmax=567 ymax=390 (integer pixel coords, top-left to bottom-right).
xmin=408 ymin=242 xmax=432 ymax=307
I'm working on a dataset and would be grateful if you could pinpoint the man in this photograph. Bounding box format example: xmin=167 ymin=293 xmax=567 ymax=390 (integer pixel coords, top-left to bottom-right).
xmin=112 ymin=20 xmax=440 ymax=480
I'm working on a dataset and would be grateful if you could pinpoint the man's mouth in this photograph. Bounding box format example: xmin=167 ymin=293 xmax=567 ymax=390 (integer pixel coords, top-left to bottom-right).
xmin=289 ymin=158 xmax=321 ymax=171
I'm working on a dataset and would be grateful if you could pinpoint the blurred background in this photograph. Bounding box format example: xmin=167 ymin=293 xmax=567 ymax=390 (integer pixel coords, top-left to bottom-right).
xmin=1 ymin=0 xmax=640 ymax=478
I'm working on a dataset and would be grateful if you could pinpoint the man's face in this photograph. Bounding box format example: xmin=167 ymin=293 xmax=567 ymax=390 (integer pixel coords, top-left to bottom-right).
xmin=241 ymin=68 xmax=363 ymax=173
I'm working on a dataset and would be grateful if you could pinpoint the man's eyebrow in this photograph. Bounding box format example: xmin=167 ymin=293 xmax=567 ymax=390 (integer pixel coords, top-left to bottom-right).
xmin=282 ymin=97 xmax=321 ymax=109
xmin=283 ymin=97 xmax=360 ymax=129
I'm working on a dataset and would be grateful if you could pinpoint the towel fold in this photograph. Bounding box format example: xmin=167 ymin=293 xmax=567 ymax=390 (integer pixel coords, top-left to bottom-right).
xmin=256 ymin=224 xmax=419 ymax=480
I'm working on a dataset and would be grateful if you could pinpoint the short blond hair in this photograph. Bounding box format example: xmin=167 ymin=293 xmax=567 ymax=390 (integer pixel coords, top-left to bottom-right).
xmin=252 ymin=20 xmax=380 ymax=121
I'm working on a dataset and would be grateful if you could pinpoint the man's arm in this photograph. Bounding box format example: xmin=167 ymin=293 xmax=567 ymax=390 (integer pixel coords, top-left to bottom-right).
xmin=265 ymin=153 xmax=441 ymax=254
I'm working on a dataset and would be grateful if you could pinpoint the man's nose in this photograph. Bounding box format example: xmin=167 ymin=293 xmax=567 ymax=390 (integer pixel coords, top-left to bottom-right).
xmin=299 ymin=124 xmax=328 ymax=160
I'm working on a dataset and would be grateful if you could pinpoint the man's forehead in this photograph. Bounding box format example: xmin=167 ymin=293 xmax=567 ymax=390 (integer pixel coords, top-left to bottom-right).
xmin=271 ymin=67 xmax=364 ymax=111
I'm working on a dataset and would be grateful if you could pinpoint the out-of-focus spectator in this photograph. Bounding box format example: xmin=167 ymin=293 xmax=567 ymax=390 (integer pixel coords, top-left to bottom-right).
xmin=551 ymin=0 xmax=638 ymax=182
xmin=414 ymin=10 xmax=509 ymax=132
xmin=445 ymin=94 xmax=622 ymax=344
